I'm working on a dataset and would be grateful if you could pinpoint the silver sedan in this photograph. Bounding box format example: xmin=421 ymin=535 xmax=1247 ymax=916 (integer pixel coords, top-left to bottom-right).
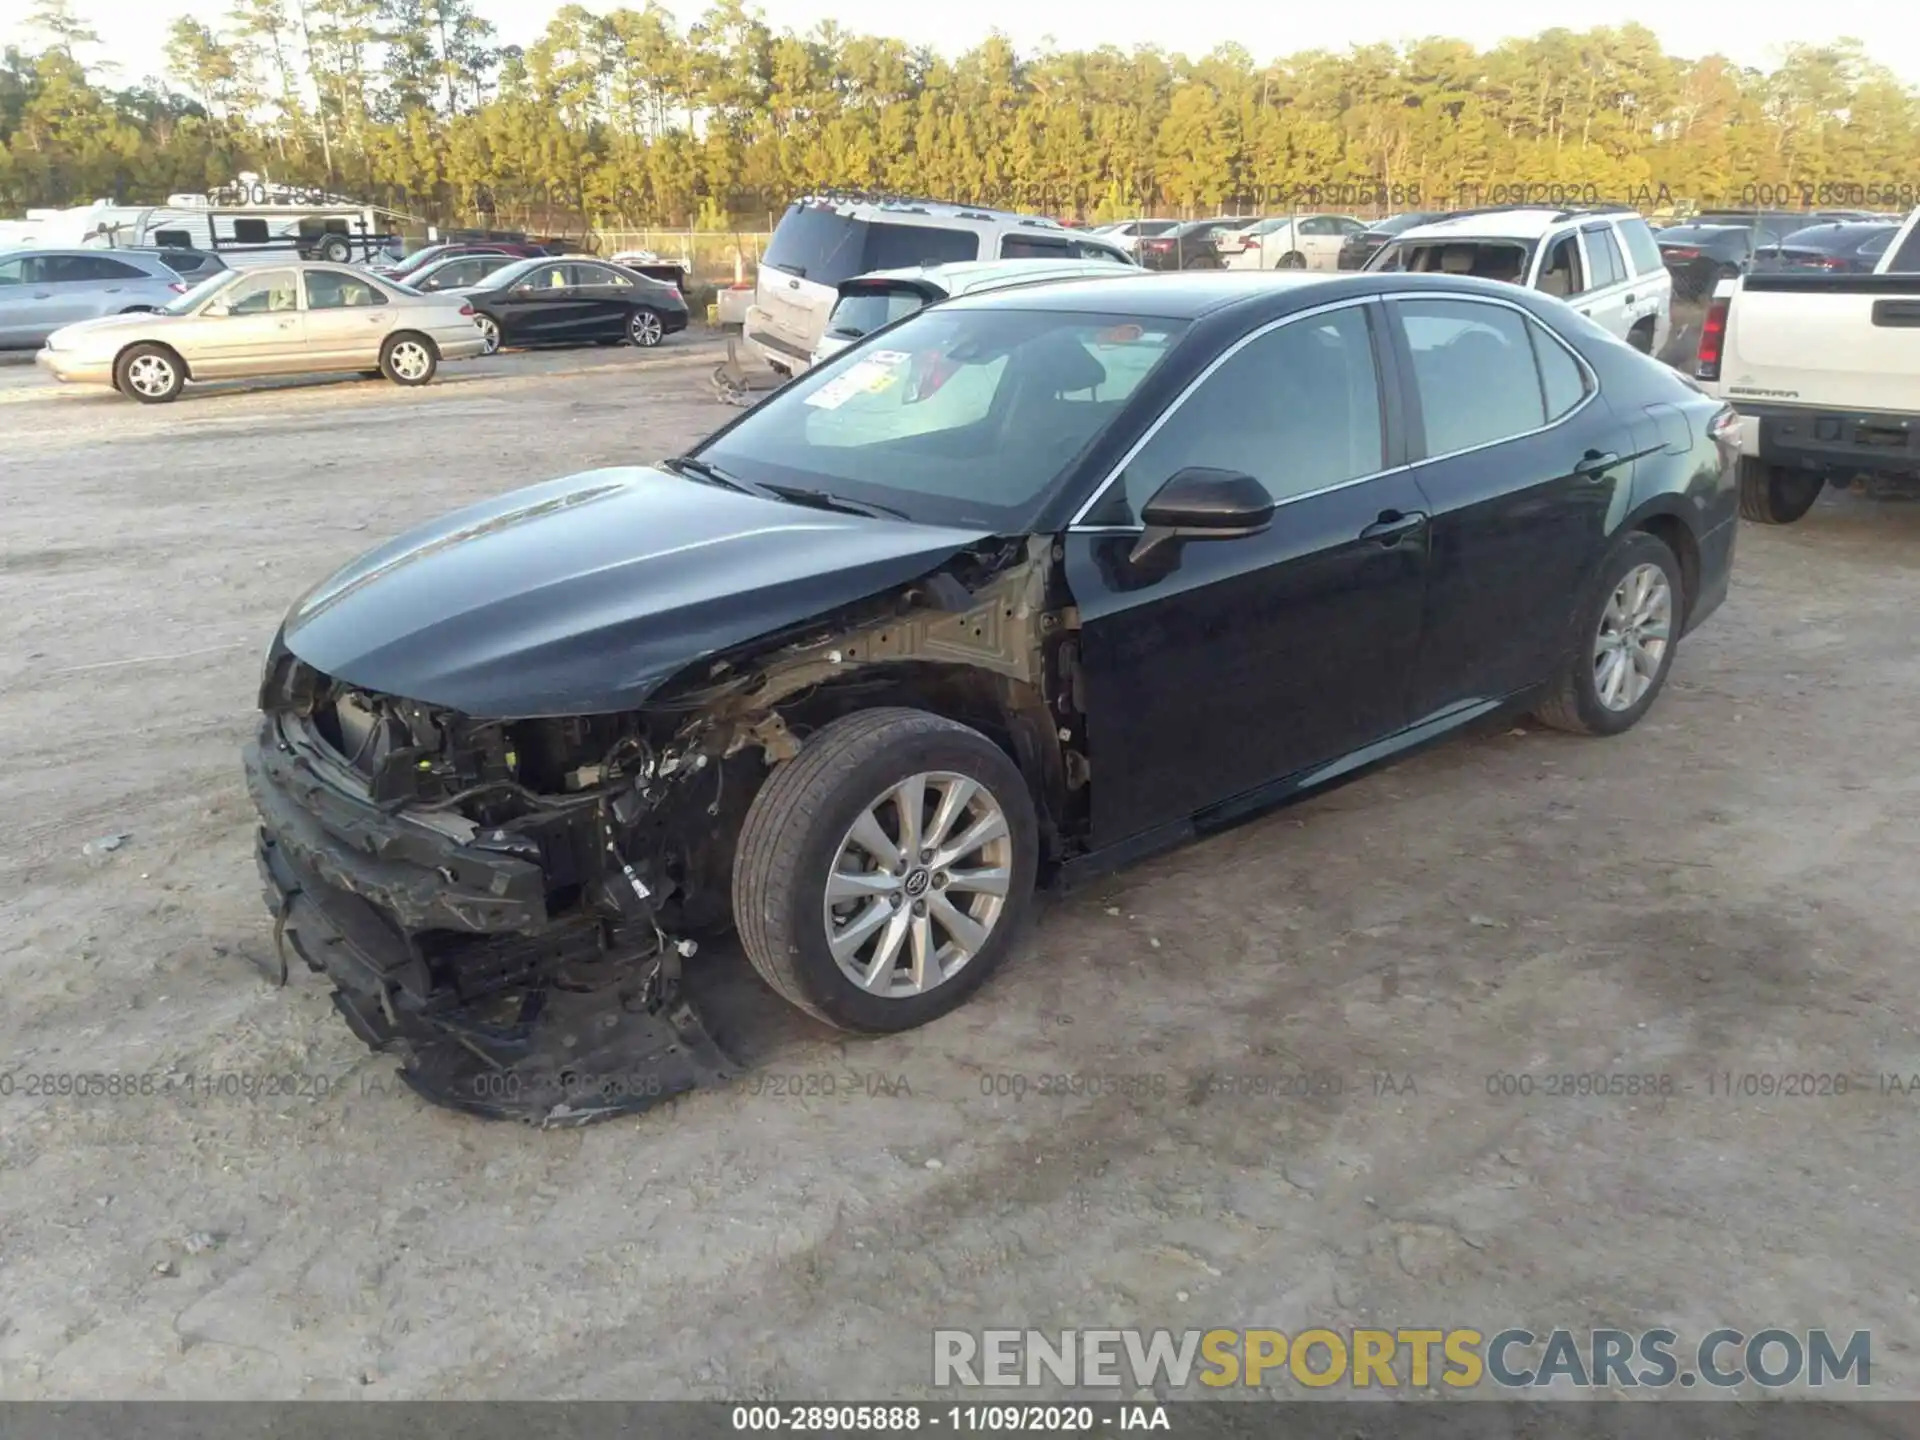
xmin=36 ymin=262 xmax=488 ymax=403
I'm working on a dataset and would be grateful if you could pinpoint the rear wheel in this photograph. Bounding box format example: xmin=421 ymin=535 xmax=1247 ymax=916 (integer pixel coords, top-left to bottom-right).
xmin=732 ymin=708 xmax=1038 ymax=1033
xmin=1277 ymin=251 xmax=1307 ymax=269
xmin=1533 ymin=531 xmax=1685 ymax=737
xmin=627 ymin=308 xmax=666 ymax=347
xmin=473 ymin=313 xmax=501 ymax=355
xmin=380 ymin=332 xmax=438 ymax=386
xmin=114 ymin=343 xmax=184 ymax=404
xmin=318 ymin=235 xmax=353 ymax=264
xmin=1737 ymin=455 xmax=1823 ymax=524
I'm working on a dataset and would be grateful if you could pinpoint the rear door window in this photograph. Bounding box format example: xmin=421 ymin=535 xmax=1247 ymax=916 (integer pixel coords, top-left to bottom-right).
xmin=1394 ymin=298 xmax=1548 ymax=457
xmin=863 ymin=222 xmax=978 ymax=270
xmin=1889 ymin=224 xmax=1920 ymax=273
xmin=827 ymin=285 xmax=930 ymax=338
xmin=48 ymin=254 xmax=149 ymax=282
xmin=1616 ymin=217 xmax=1666 ymax=276
xmin=1581 ymin=226 xmax=1627 ymax=289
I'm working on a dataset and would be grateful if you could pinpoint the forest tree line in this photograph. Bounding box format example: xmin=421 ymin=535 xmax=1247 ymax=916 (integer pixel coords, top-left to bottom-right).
xmin=4 ymin=0 xmax=1918 ymax=230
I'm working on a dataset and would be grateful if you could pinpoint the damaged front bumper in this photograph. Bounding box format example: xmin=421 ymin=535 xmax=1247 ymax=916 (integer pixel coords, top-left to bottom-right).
xmin=243 ymin=715 xmax=734 ymax=1126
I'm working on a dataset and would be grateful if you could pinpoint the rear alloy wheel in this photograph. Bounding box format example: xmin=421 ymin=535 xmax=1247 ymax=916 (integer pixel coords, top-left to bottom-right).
xmin=1533 ymin=531 xmax=1685 ymax=737
xmin=1737 ymin=455 xmax=1824 ymax=524
xmin=628 ymin=308 xmax=666 ymax=347
xmin=380 ymin=332 xmax=438 ymax=386
xmin=473 ymin=313 xmax=501 ymax=355
xmin=732 ymin=708 xmax=1038 ymax=1032
xmin=114 ymin=343 xmax=184 ymax=404
xmin=1278 ymin=251 xmax=1307 ymax=269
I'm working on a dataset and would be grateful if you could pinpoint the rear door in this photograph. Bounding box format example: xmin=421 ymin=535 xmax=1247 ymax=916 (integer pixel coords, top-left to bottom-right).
xmin=1575 ymin=223 xmax=1634 ymax=339
xmin=567 ymin=262 xmax=636 ymax=336
xmin=301 ymin=268 xmax=393 ymax=367
xmin=1387 ymin=294 xmax=1622 ymax=714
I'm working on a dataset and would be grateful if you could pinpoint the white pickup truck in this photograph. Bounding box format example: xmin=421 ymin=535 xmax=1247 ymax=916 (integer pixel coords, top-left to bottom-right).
xmin=1696 ymin=206 xmax=1920 ymax=523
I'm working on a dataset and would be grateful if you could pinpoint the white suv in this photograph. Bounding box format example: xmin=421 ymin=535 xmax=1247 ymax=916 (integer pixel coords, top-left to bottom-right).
xmin=745 ymin=194 xmax=1135 ymax=376
xmin=1364 ymin=206 xmax=1673 ymax=354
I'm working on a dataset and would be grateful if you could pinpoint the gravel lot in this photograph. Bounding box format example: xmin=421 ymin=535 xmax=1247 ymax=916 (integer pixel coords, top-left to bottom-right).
xmin=2 ymin=332 xmax=1919 ymax=1401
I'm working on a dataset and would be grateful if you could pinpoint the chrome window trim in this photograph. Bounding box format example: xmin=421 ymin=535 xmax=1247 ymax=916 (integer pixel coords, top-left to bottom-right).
xmin=1065 ymin=290 xmax=1602 ymax=532
xmin=1065 ymin=296 xmax=1387 ymax=530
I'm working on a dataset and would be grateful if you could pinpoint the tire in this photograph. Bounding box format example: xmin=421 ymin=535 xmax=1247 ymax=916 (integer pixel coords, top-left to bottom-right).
xmin=473 ymin=313 xmax=502 ymax=355
xmin=113 ymin=343 xmax=184 ymax=404
xmin=318 ymin=235 xmax=352 ymax=264
xmin=732 ymin=708 xmax=1039 ymax=1033
xmin=1277 ymin=251 xmax=1307 ymax=269
xmin=1737 ymin=455 xmax=1823 ymax=525
xmin=627 ymin=307 xmax=666 ymax=347
xmin=379 ymin=332 xmax=438 ymax=386
xmin=1532 ymin=530 xmax=1686 ymax=737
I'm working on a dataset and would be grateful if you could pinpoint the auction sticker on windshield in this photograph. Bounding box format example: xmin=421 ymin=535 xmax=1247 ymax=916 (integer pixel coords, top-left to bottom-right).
xmin=806 ymin=351 xmax=912 ymax=409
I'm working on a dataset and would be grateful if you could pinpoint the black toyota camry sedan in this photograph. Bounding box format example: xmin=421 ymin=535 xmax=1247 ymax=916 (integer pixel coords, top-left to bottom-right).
xmin=245 ymin=270 xmax=1738 ymax=1123
xmin=456 ymin=255 xmax=689 ymax=354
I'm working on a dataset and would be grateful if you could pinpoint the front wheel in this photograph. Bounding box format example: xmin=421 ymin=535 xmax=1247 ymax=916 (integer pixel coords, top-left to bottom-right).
xmin=628 ymin=308 xmax=666 ymax=347
xmin=114 ymin=343 xmax=184 ymax=404
xmin=1533 ymin=531 xmax=1685 ymax=737
xmin=1737 ymin=455 xmax=1823 ymax=524
xmin=732 ymin=708 xmax=1039 ymax=1033
xmin=1277 ymin=251 xmax=1307 ymax=269
xmin=380 ymin=332 xmax=438 ymax=386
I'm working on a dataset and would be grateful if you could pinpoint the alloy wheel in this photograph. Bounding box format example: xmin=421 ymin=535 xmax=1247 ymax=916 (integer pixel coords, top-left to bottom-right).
xmin=388 ymin=340 xmax=432 ymax=380
xmin=630 ymin=310 xmax=664 ymax=346
xmin=125 ymin=353 xmax=176 ymax=398
xmin=1593 ymin=562 xmax=1672 ymax=711
xmin=474 ymin=315 xmax=500 ymax=354
xmin=823 ymin=771 xmax=1013 ymax=998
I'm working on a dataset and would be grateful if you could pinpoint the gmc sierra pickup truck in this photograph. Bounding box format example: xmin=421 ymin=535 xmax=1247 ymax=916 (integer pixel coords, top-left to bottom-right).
xmin=1697 ymin=206 xmax=1920 ymax=523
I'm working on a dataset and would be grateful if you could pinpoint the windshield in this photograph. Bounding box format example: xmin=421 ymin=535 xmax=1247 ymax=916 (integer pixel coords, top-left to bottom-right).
xmin=692 ymin=306 xmax=1188 ymax=530
xmin=391 ymin=245 xmax=446 ymax=270
xmin=827 ymin=285 xmax=932 ymax=339
xmin=161 ymin=270 xmax=236 ymax=315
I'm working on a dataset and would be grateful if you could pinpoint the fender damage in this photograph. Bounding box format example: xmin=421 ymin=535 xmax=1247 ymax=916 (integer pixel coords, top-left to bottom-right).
xmin=245 ymin=529 xmax=1084 ymax=1127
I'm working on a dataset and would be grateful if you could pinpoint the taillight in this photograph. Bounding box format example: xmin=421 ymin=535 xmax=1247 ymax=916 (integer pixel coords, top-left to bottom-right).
xmin=459 ymin=303 xmax=474 ymax=317
xmin=1663 ymin=247 xmax=1699 ymax=261
xmin=168 ymin=282 xmax=187 ymax=293
xmin=1696 ymin=297 xmax=1730 ymax=381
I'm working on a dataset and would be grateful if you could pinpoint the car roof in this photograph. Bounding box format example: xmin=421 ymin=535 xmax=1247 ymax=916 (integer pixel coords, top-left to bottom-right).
xmin=1393 ymin=209 xmax=1599 ymax=242
xmin=842 ymin=258 xmax=1137 ymax=294
xmin=1776 ymin=220 xmax=1899 ymax=245
xmin=938 ymin=269 xmax=1547 ymax=321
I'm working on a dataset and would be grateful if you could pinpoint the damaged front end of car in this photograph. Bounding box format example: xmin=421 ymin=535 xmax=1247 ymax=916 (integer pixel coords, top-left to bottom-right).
xmin=244 ymin=532 xmax=1083 ymax=1127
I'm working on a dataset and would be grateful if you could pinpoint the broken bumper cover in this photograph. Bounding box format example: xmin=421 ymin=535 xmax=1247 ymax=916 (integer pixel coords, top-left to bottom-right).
xmin=243 ymin=717 xmax=734 ymax=1125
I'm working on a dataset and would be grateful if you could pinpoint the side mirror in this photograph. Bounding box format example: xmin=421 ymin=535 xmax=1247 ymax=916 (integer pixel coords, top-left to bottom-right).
xmin=204 ymin=301 xmax=231 ymax=318
xmin=1131 ymin=467 xmax=1274 ymax=564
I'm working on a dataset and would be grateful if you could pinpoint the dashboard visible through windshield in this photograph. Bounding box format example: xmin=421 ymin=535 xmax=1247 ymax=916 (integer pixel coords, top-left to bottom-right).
xmin=692 ymin=307 xmax=1188 ymax=530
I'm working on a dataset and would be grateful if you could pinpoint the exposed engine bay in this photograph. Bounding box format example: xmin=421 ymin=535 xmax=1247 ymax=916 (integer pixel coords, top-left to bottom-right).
xmin=244 ymin=535 xmax=1087 ymax=1126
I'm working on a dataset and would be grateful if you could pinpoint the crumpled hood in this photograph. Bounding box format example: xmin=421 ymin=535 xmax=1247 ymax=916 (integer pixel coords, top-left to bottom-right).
xmin=277 ymin=466 xmax=996 ymax=718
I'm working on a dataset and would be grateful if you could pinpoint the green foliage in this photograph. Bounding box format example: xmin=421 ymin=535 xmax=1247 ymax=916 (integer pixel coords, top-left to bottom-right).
xmin=3 ymin=4 xmax=1918 ymax=227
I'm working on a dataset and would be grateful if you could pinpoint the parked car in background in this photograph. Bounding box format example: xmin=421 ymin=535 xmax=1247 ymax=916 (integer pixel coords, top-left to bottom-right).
xmin=810 ymin=257 xmax=1149 ymax=365
xmin=0 ymin=248 xmax=196 ymax=348
xmin=746 ymin=195 xmax=1123 ymax=376
xmin=243 ymin=268 xmax=1734 ymax=1113
xmin=35 ymin=262 xmax=485 ymax=402
xmin=403 ymin=252 xmax=521 ymax=293
xmin=1695 ymin=205 xmax=1920 ymax=522
xmin=370 ymin=240 xmax=551 ymax=284
xmin=1087 ymin=219 xmax=1182 ymax=256
xmin=1221 ymin=214 xmax=1365 ymax=270
xmin=1366 ymin=206 xmax=1673 ymax=354
xmin=1137 ymin=218 xmax=1255 ymax=271
xmin=136 ymin=246 xmax=229 ymax=282
xmin=1338 ymin=212 xmax=1448 ymax=270
xmin=459 ymin=257 xmax=690 ymax=354
xmin=1655 ymin=211 xmax=1876 ymax=299
xmin=1751 ymin=221 xmax=1902 ymax=275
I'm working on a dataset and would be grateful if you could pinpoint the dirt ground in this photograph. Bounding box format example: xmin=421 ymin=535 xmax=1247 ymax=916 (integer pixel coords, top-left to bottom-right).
xmin=3 ymin=330 xmax=1919 ymax=1403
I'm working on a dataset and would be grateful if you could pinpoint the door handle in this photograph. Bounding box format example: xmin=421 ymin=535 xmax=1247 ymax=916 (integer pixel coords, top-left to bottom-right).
xmin=276 ymin=320 xmax=296 ymax=329
xmin=1624 ymin=293 xmax=1636 ymax=305
xmin=1573 ymin=450 xmax=1620 ymax=478
xmin=1359 ymin=509 xmax=1426 ymax=545
xmin=32 ymin=291 xmax=52 ymax=299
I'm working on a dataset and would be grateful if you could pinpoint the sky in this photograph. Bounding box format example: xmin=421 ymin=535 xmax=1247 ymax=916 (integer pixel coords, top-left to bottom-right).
xmin=5 ymin=0 xmax=1917 ymax=87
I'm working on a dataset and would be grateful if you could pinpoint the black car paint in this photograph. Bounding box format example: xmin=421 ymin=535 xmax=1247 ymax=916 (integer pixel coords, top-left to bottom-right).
xmin=1752 ymin=222 xmax=1899 ymax=274
xmin=458 ymin=260 xmax=689 ymax=348
xmin=1337 ymin=213 xmax=1447 ymax=270
xmin=272 ymin=466 xmax=999 ymax=718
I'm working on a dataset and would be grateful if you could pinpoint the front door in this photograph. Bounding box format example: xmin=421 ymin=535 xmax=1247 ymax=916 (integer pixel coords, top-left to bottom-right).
xmin=500 ymin=262 xmax=596 ymax=343
xmin=1064 ymin=299 xmax=1430 ymax=847
xmin=183 ymin=268 xmax=307 ymax=376
xmin=1384 ymin=294 xmax=1623 ymax=718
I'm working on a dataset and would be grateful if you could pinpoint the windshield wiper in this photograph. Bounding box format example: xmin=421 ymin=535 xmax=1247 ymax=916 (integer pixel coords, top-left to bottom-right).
xmin=759 ymin=483 xmax=911 ymax=522
xmin=662 ymin=455 xmax=766 ymax=497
